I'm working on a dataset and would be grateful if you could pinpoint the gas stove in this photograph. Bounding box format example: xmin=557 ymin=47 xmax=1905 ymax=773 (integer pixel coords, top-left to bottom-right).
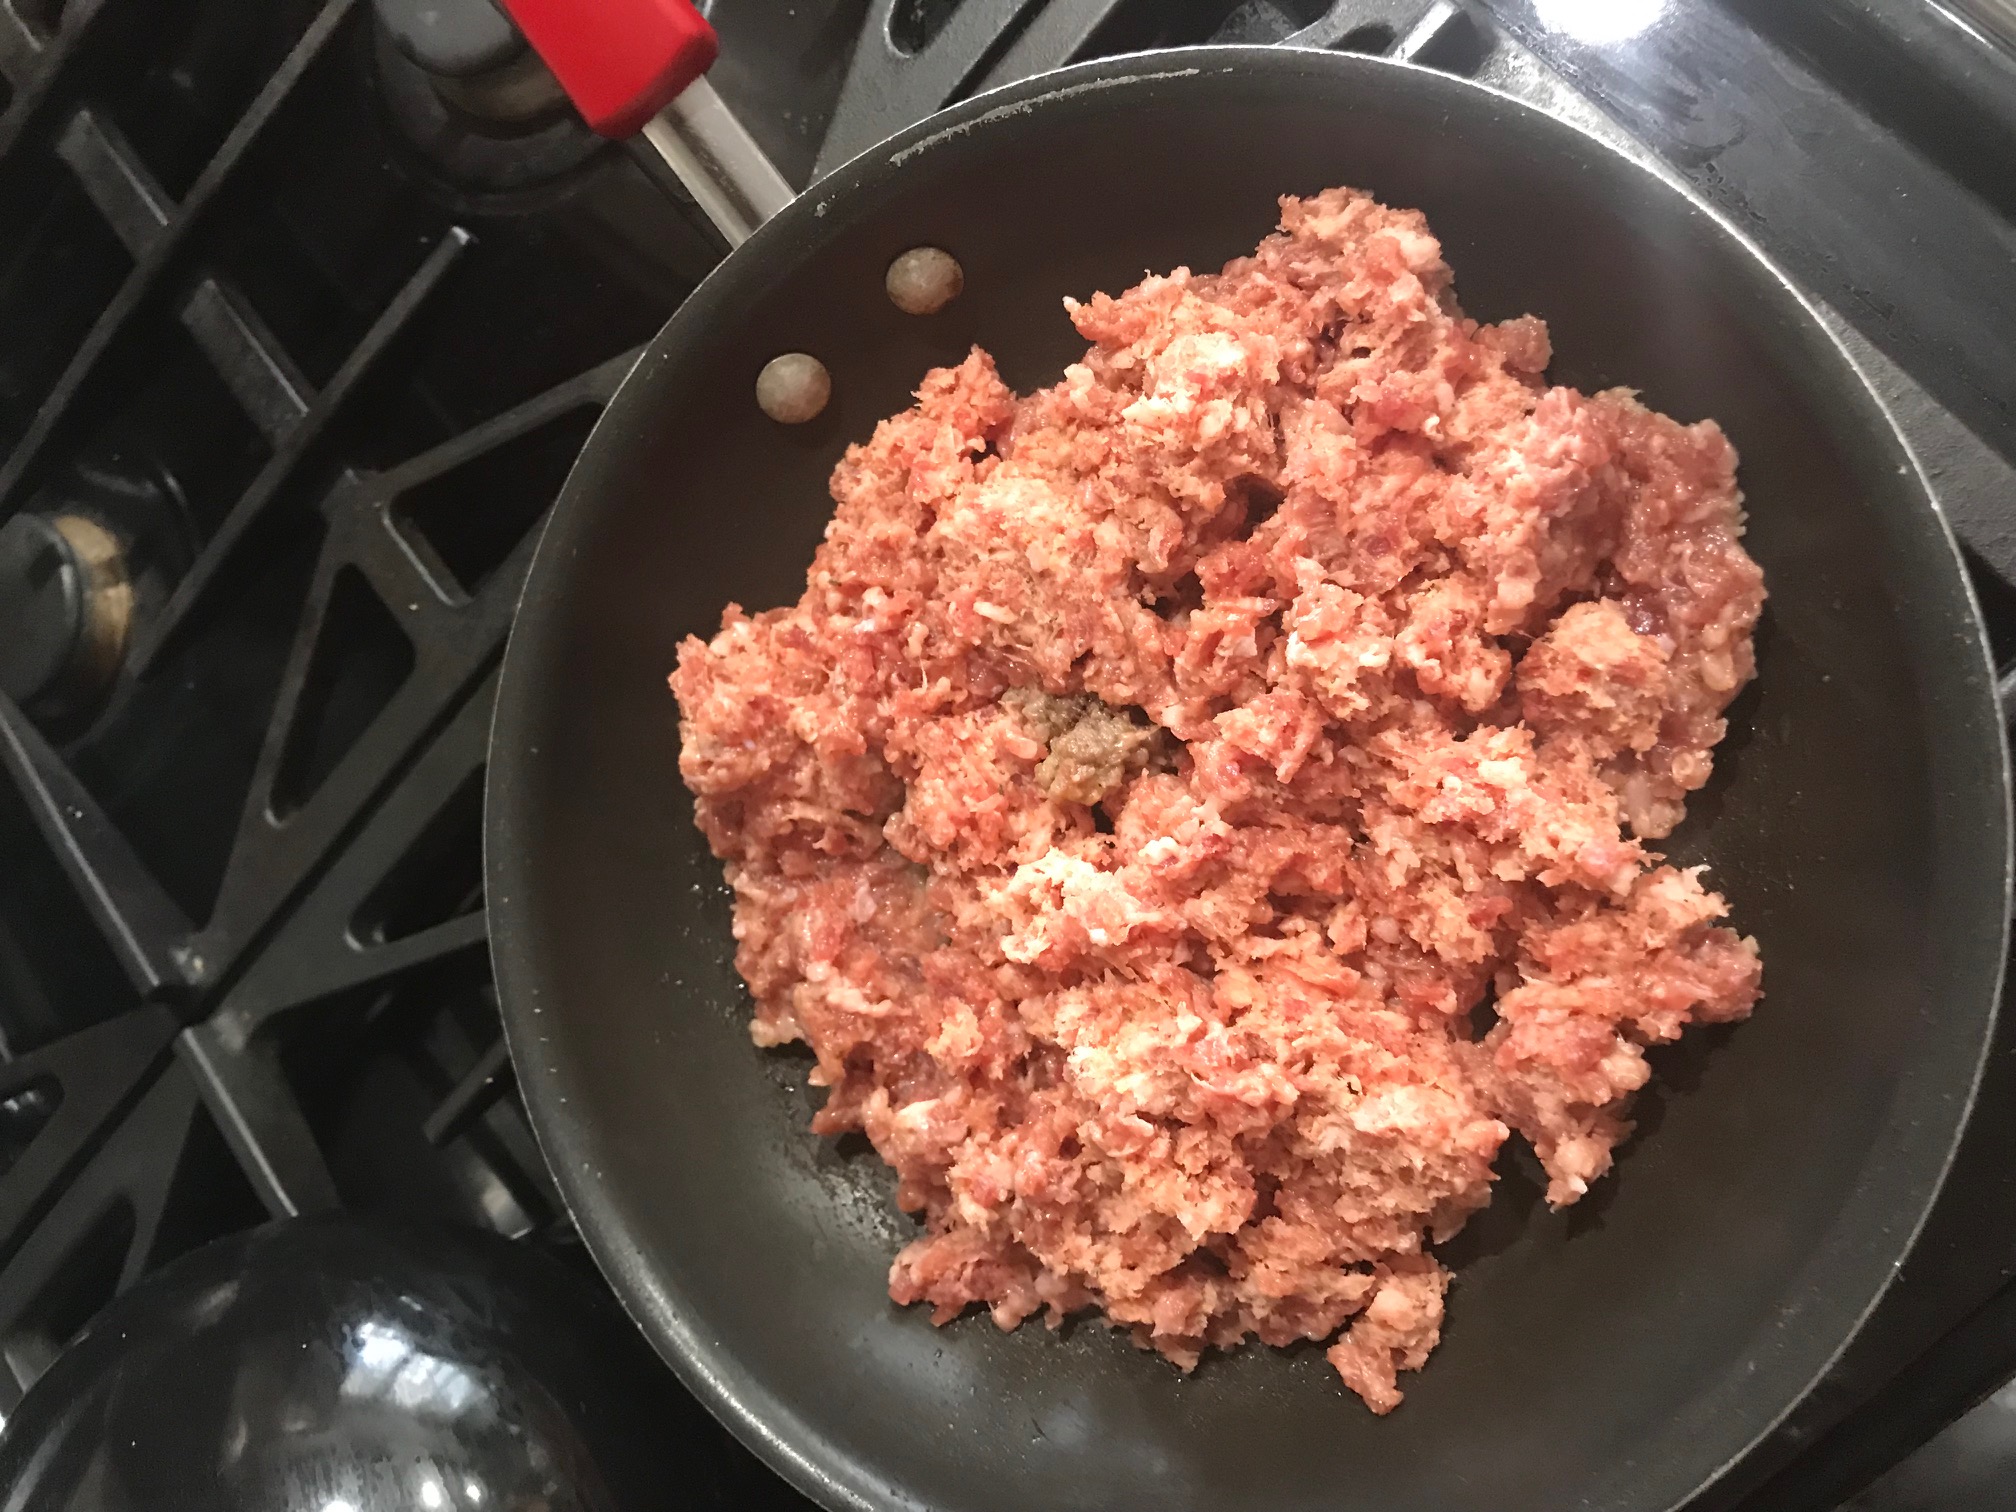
xmin=0 ymin=2 xmax=2010 ymax=1508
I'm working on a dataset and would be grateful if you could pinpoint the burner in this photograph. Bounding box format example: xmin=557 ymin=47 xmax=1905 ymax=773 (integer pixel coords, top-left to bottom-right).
xmin=371 ymin=0 xmax=569 ymax=130
xmin=372 ymin=0 xmax=520 ymax=80
xmin=0 ymin=512 xmax=131 ymax=721
xmin=368 ymin=4 xmax=604 ymax=205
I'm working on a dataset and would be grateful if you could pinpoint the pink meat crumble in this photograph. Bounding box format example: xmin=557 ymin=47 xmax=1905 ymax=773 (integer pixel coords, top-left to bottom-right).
xmin=670 ymin=188 xmax=1765 ymax=1413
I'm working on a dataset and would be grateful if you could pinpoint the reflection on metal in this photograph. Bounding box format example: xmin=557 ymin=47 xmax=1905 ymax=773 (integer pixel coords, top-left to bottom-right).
xmin=1948 ymin=0 xmax=2016 ymax=52
xmin=1531 ymin=0 xmax=1668 ymax=46
xmin=344 ymin=1318 xmax=490 ymax=1418
xmin=640 ymin=75 xmax=796 ymax=246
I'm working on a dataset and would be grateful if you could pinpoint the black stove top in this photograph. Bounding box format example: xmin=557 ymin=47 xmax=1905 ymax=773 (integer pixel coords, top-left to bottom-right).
xmin=0 ymin=2 xmax=2010 ymax=1508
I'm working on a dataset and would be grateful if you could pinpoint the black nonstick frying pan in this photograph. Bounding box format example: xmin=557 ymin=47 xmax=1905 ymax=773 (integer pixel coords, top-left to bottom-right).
xmin=485 ymin=44 xmax=2012 ymax=1512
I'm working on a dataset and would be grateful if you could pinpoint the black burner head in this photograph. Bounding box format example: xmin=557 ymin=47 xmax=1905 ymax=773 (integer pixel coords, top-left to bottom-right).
xmin=371 ymin=0 xmax=520 ymax=78
xmin=369 ymin=0 xmax=587 ymax=192
xmin=0 ymin=512 xmax=130 ymax=719
xmin=0 ymin=1216 xmax=784 ymax=1512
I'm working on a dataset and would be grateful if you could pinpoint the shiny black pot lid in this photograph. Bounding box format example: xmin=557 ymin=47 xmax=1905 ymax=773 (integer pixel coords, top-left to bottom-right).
xmin=0 ymin=1215 xmax=785 ymax=1511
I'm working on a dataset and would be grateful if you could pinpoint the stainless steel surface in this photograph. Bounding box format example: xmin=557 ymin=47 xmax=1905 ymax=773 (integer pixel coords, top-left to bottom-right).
xmin=1948 ymin=0 xmax=2016 ymax=52
xmin=642 ymin=76 xmax=797 ymax=246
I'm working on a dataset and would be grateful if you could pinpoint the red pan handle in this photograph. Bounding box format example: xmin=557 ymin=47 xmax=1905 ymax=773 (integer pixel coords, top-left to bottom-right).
xmin=496 ymin=0 xmax=719 ymax=138
xmin=494 ymin=0 xmax=791 ymax=245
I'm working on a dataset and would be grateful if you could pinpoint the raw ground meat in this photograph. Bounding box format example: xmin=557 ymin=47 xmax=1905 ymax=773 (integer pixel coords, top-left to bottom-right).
xmin=671 ymin=187 xmax=1765 ymax=1413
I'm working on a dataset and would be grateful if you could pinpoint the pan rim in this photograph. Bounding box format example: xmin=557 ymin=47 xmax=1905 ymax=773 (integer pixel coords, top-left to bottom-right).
xmin=485 ymin=42 xmax=2013 ymax=1512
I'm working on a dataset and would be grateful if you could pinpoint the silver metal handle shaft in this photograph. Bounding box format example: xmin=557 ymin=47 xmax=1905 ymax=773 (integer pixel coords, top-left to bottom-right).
xmin=640 ymin=75 xmax=795 ymax=247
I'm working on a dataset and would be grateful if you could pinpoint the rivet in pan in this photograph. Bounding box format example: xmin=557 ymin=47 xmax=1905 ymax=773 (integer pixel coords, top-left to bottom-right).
xmin=756 ymin=353 xmax=831 ymax=424
xmin=885 ymin=247 xmax=964 ymax=316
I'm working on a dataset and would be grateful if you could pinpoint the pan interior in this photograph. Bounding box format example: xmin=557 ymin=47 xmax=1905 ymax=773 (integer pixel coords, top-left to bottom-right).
xmin=487 ymin=49 xmax=2009 ymax=1512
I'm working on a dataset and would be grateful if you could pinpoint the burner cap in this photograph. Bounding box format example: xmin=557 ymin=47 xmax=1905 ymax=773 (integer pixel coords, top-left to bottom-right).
xmin=0 ymin=514 xmax=87 ymax=708
xmin=372 ymin=0 xmax=522 ymax=79
xmin=0 ymin=513 xmax=131 ymax=716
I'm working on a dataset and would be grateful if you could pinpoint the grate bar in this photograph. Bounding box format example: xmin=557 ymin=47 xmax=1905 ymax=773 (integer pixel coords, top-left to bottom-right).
xmin=1285 ymin=0 xmax=1445 ymax=50
xmin=177 ymin=278 xmax=316 ymax=446
xmin=422 ymin=1035 xmax=512 ymax=1147
xmin=0 ymin=1060 xmax=203 ymax=1413
xmin=813 ymin=0 xmax=1048 ymax=178
xmin=0 ymin=694 xmax=195 ymax=999
xmin=0 ymin=0 xmax=110 ymax=162
xmin=0 ymin=1007 xmax=178 ymax=1273
xmin=55 ymin=108 xmax=171 ymax=257
xmin=131 ymin=226 xmax=473 ymax=678
xmin=192 ymin=566 xmax=492 ymax=1008
xmin=1394 ymin=0 xmax=1465 ymax=60
xmin=0 ymin=0 xmax=358 ymax=520
xmin=281 ymin=912 xmax=489 ymax=1018
xmin=190 ymin=535 xmax=487 ymax=1009
xmin=184 ymin=352 xmax=632 ymax=1012
xmin=973 ymin=0 xmax=1130 ymax=92
xmin=177 ymin=1022 xmax=339 ymax=1216
xmin=364 ymin=348 xmax=637 ymax=510
xmin=0 ymin=1 xmax=42 ymax=89
xmin=207 ymin=668 xmax=495 ymax=1045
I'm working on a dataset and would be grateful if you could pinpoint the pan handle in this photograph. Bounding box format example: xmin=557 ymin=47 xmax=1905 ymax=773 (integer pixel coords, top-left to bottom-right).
xmin=494 ymin=0 xmax=794 ymax=247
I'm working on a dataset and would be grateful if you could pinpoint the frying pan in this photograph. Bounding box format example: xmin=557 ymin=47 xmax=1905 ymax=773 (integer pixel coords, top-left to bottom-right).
xmin=484 ymin=41 xmax=2013 ymax=1512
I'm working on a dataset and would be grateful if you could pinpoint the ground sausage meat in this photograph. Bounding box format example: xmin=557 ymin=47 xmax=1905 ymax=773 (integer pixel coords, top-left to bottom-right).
xmin=670 ymin=187 xmax=1765 ymax=1412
